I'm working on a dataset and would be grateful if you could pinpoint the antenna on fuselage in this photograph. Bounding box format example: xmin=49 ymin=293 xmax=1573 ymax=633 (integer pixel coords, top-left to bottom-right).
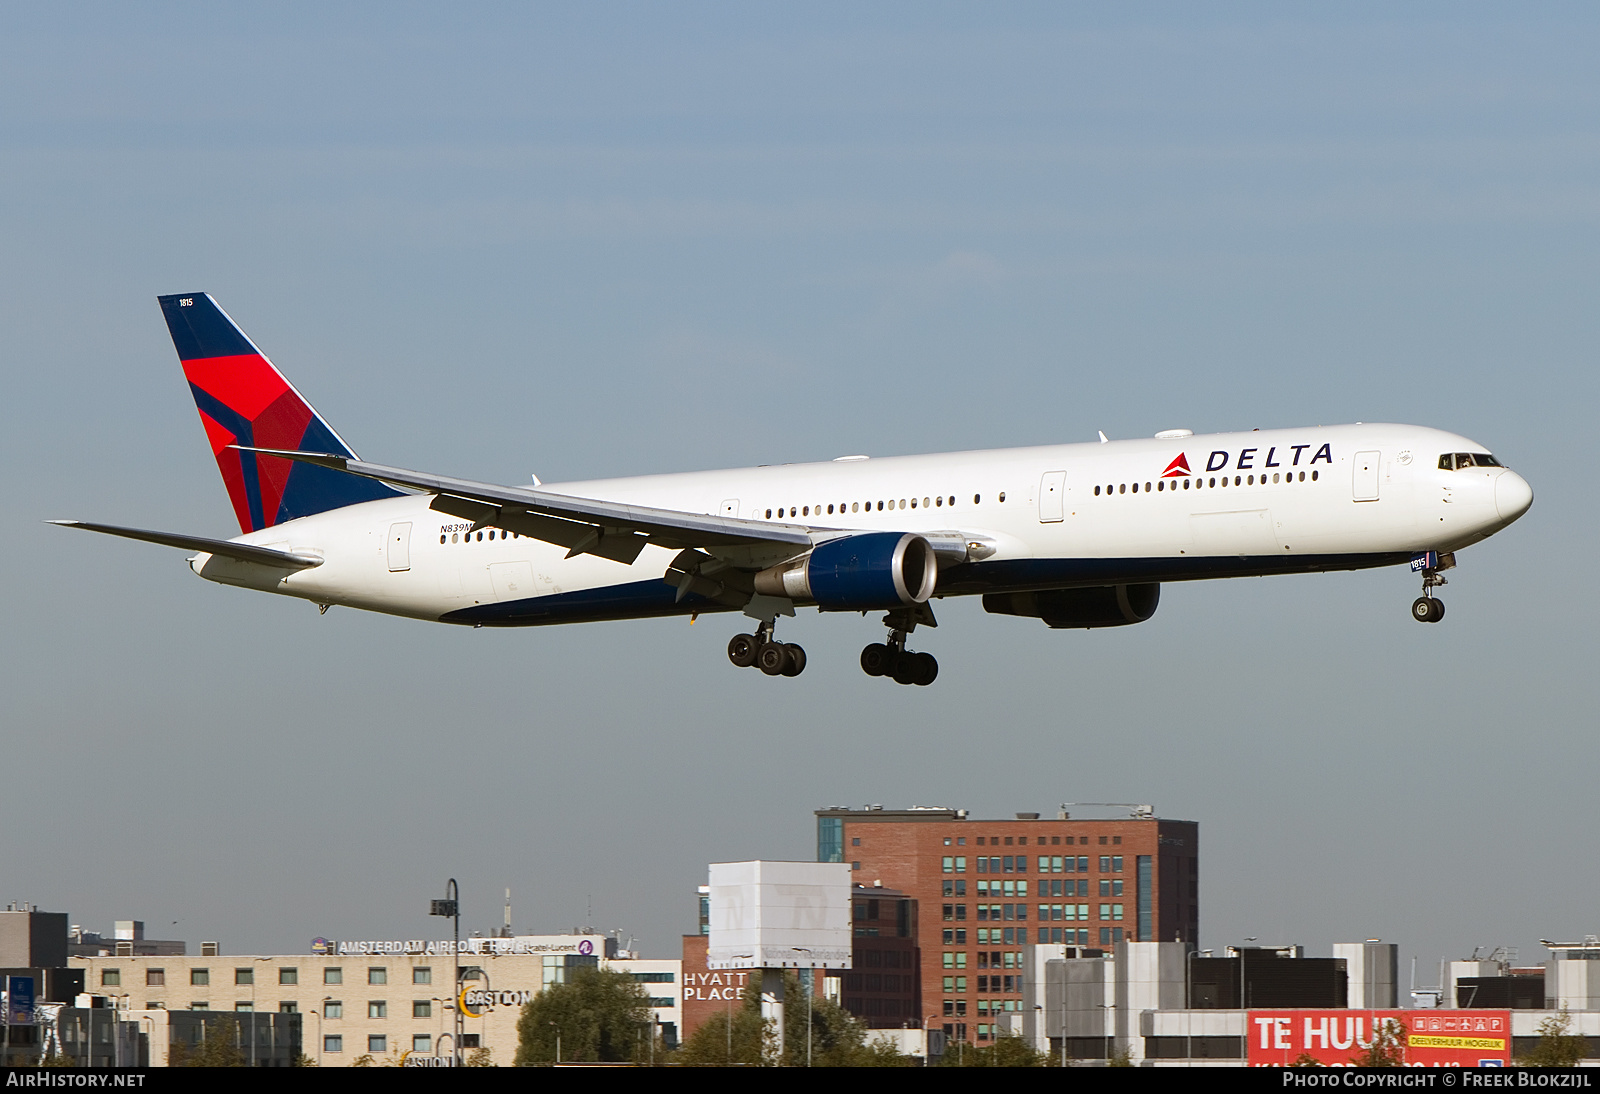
xmin=1097 ymin=431 xmax=1110 ymax=444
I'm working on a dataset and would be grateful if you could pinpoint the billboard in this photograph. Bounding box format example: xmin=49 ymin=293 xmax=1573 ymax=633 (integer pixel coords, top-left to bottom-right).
xmin=1247 ymin=1009 xmax=1510 ymax=1067
xmin=706 ymin=860 xmax=852 ymax=970
xmin=4 ymin=976 xmax=34 ymax=1025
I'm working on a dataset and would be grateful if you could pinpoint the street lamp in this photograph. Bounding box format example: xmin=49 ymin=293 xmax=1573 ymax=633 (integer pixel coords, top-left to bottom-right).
xmin=315 ymin=997 xmax=332 ymax=1066
xmin=429 ymin=880 xmax=461 ymax=1067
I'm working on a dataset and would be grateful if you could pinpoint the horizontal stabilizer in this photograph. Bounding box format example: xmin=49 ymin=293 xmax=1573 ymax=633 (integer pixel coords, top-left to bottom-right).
xmin=48 ymin=520 xmax=324 ymax=569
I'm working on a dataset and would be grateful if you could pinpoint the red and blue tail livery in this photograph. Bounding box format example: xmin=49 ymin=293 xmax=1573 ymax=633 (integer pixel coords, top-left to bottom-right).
xmin=159 ymin=293 xmax=399 ymax=532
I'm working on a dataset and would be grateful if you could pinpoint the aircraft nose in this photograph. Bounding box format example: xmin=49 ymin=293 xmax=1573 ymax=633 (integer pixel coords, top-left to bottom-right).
xmin=1495 ymin=470 xmax=1533 ymax=523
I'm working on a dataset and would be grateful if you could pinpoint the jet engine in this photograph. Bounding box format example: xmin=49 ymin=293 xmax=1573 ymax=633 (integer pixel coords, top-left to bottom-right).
xmin=754 ymin=532 xmax=938 ymax=610
xmin=982 ymin=583 xmax=1160 ymax=629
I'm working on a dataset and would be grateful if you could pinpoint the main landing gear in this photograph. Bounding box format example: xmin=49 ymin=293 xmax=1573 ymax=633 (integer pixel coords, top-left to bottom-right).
xmin=860 ymin=606 xmax=938 ymax=687
xmin=727 ymin=620 xmax=807 ymax=677
xmin=1411 ymin=553 xmax=1454 ymax=624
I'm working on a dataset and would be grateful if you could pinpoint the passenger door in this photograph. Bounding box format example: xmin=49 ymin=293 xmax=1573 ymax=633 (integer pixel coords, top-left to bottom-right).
xmin=1353 ymin=451 xmax=1380 ymax=502
xmin=1038 ymin=471 xmax=1066 ymax=523
xmin=387 ymin=522 xmax=412 ymax=571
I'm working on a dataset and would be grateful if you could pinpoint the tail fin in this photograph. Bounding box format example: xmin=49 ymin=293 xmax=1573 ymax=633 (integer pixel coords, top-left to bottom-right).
xmin=159 ymin=293 xmax=401 ymax=533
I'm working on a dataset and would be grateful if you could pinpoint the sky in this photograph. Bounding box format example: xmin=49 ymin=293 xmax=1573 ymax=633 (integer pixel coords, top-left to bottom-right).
xmin=2 ymin=3 xmax=1594 ymax=980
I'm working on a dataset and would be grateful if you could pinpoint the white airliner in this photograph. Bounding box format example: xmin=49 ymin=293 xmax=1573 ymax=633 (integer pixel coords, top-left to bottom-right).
xmin=54 ymin=293 xmax=1533 ymax=686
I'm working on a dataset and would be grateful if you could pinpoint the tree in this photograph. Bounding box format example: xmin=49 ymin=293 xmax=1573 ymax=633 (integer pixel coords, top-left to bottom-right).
xmin=1517 ymin=1010 xmax=1588 ymax=1067
xmin=674 ymin=1001 xmax=773 ymax=1066
xmin=169 ymin=1017 xmax=246 ymax=1067
xmin=936 ymin=1035 xmax=1047 ymax=1067
xmin=515 ymin=965 xmax=654 ymax=1065
xmin=673 ymin=973 xmax=915 ymax=1067
xmin=1349 ymin=1018 xmax=1408 ymax=1067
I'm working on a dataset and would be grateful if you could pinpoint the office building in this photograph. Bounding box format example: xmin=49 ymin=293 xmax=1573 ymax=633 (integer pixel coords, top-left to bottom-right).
xmin=816 ymin=804 xmax=1198 ymax=1043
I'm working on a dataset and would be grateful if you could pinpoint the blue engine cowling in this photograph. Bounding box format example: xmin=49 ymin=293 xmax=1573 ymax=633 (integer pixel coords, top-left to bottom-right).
xmin=754 ymin=532 xmax=938 ymax=610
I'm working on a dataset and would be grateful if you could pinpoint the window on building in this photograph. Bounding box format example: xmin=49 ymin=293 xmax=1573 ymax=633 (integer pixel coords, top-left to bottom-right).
xmin=278 ymin=968 xmax=298 ymax=985
xmin=234 ymin=968 xmax=253 ymax=985
xmin=235 ymin=1002 xmax=253 ymax=1012
xmin=413 ymin=967 xmax=431 ymax=985
xmin=324 ymin=1036 xmax=343 ymax=1053
xmin=100 ymin=969 xmax=121 ymax=987
xmin=325 ymin=968 xmax=342 ymax=985
xmin=146 ymin=969 xmax=164 ymax=986
xmin=368 ymin=1036 xmax=387 ymax=1054
xmin=368 ymin=968 xmax=387 ymax=985
xmin=369 ymin=1001 xmax=387 ymax=1018
xmin=190 ymin=969 xmax=209 ymax=986
xmin=413 ymin=1035 xmax=431 ymax=1054
xmin=324 ymin=1002 xmax=342 ymax=1019
xmin=280 ymin=1002 xmax=297 ymax=1014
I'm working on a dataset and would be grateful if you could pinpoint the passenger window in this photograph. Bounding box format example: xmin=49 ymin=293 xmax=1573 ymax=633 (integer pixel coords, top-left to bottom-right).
xmin=998 ymin=492 xmax=1006 ymax=502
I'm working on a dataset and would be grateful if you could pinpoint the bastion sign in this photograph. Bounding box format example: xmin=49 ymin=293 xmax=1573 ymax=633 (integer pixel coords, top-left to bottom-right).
xmin=1247 ymin=1010 xmax=1510 ymax=1067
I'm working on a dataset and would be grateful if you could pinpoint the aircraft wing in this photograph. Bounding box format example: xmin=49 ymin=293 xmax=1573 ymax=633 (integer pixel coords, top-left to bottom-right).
xmin=233 ymin=447 xmax=823 ymax=565
xmin=48 ymin=520 xmax=325 ymax=569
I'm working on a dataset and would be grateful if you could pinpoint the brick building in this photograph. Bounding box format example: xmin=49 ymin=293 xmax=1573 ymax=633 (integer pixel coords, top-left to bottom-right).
xmin=815 ymin=806 xmax=1198 ymax=1044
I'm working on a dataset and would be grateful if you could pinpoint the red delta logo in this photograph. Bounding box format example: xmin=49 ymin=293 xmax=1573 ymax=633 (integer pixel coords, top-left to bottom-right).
xmin=1161 ymin=453 xmax=1191 ymax=478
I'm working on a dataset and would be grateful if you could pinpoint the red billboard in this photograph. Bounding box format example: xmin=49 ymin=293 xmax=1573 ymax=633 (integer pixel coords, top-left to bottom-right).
xmin=1247 ymin=1010 xmax=1510 ymax=1067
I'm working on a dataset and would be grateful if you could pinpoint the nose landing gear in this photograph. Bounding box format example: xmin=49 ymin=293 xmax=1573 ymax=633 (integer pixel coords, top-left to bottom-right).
xmin=1410 ymin=551 xmax=1454 ymax=624
xmin=860 ymin=605 xmax=939 ymax=686
xmin=727 ymin=620 xmax=806 ymax=677
xmin=1411 ymin=595 xmax=1445 ymax=623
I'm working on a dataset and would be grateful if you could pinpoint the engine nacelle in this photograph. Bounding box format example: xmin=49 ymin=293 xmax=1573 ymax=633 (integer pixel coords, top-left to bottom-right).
xmin=983 ymin=583 xmax=1160 ymax=629
xmin=754 ymin=532 xmax=938 ymax=610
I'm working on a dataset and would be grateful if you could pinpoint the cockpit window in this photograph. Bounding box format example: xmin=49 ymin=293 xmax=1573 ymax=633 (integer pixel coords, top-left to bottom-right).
xmin=1439 ymin=452 xmax=1501 ymax=470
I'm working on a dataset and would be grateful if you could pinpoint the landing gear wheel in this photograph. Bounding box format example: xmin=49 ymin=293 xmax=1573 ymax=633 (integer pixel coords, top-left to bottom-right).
xmin=757 ymin=641 xmax=790 ymax=676
xmin=860 ymin=643 xmax=893 ymax=677
xmin=892 ymin=655 xmax=921 ymax=686
xmin=913 ymin=652 xmax=938 ymax=686
xmin=1411 ymin=597 xmax=1445 ymax=623
xmin=728 ymin=633 xmax=759 ymax=667
xmin=781 ymin=644 xmax=807 ymax=677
